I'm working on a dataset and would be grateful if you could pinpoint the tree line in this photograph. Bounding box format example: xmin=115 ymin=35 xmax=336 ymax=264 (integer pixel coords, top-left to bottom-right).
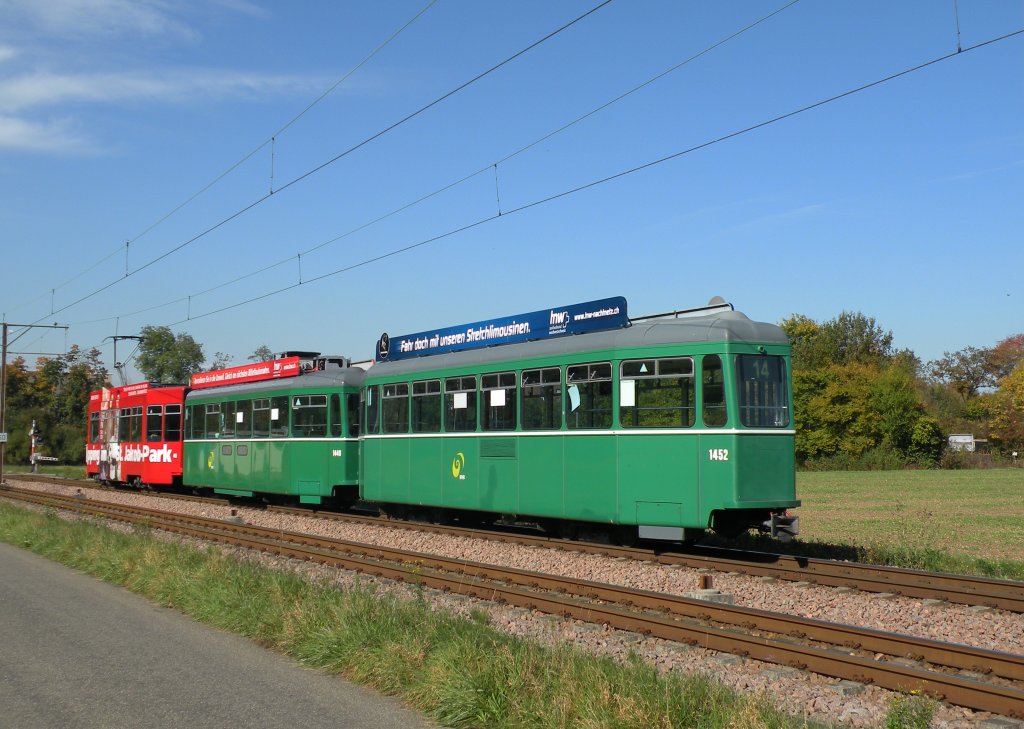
xmin=782 ymin=312 xmax=1023 ymax=468
xmin=2 ymin=319 xmax=1022 ymax=468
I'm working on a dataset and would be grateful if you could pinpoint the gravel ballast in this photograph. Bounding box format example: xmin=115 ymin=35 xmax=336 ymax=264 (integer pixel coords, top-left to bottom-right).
xmin=6 ymin=478 xmax=1022 ymax=729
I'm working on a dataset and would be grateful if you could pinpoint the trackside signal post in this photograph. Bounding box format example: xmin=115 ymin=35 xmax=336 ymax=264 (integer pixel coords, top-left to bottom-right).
xmin=0 ymin=322 xmax=69 ymax=486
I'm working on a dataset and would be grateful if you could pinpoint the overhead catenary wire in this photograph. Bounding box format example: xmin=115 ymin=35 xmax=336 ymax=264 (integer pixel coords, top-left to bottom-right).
xmin=159 ymin=28 xmax=1024 ymax=329
xmin=67 ymin=0 xmax=802 ymax=330
xmin=9 ymin=1 xmax=439 ymax=320
xmin=18 ymin=0 xmax=614 ymax=330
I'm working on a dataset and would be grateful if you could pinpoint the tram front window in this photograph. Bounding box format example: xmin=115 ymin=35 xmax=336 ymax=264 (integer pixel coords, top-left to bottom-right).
xmin=736 ymin=355 xmax=789 ymax=427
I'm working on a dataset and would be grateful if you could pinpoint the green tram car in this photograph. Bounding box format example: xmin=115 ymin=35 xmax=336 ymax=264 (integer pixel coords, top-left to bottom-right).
xmin=361 ymin=300 xmax=800 ymax=542
xmin=183 ymin=354 xmax=365 ymax=506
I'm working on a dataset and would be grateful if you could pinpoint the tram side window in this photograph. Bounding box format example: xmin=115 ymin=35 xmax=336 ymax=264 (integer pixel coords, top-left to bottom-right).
xmin=221 ymin=401 xmax=236 ymax=439
xmin=188 ymin=405 xmax=204 ymax=439
xmin=411 ymin=380 xmax=441 ymax=433
xmin=521 ymin=367 xmax=561 ymax=430
xmin=620 ymin=358 xmax=695 ymax=428
xmin=89 ymin=412 xmax=100 ymax=443
xmin=129 ymin=407 xmax=143 ymax=442
xmin=236 ymin=400 xmax=251 ymax=439
xmin=346 ymin=393 xmax=360 ymax=438
xmin=330 ymin=395 xmax=342 ymax=438
xmin=118 ymin=408 xmax=130 ymax=441
xmin=364 ymin=386 xmax=380 ymax=435
xmin=252 ymin=399 xmax=270 ymax=438
xmin=481 ymin=372 xmax=516 ymax=431
xmin=444 ymin=376 xmax=477 ymax=432
xmin=566 ymin=363 xmax=612 ymax=429
xmin=147 ymin=405 xmax=163 ymax=442
xmin=165 ymin=405 xmax=182 ymax=441
xmin=270 ymin=396 xmax=289 ymax=437
xmin=736 ymin=355 xmax=789 ymax=427
xmin=702 ymin=355 xmax=727 ymax=427
xmin=292 ymin=395 xmax=328 ymax=437
xmin=205 ymin=403 xmax=221 ymax=439
xmin=382 ymin=384 xmax=410 ymax=434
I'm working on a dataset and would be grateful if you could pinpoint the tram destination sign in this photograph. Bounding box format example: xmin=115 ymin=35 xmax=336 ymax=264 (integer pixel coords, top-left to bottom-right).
xmin=376 ymin=296 xmax=628 ymax=362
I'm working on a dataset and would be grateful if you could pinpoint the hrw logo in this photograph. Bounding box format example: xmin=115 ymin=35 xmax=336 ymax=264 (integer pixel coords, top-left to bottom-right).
xmin=549 ymin=309 xmax=569 ymax=334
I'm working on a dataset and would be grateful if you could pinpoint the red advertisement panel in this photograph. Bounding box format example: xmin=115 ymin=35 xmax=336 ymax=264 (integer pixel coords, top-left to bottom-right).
xmin=190 ymin=356 xmax=301 ymax=389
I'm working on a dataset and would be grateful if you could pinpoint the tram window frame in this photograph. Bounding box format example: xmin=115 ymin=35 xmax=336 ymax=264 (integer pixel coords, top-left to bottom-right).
xmin=619 ymin=357 xmax=695 ymax=429
xmin=444 ymin=376 xmax=477 ymax=432
xmin=736 ymin=355 xmax=790 ymax=428
xmin=411 ymin=379 xmax=441 ymax=433
xmin=205 ymin=403 xmax=221 ymax=439
xmin=221 ymin=401 xmax=236 ymax=439
xmin=521 ymin=367 xmax=562 ymax=430
xmin=146 ymin=405 xmax=163 ymax=442
xmin=89 ymin=411 xmax=100 ymax=443
xmin=330 ymin=394 xmax=342 ymax=438
xmin=292 ymin=394 xmax=328 ymax=438
xmin=163 ymin=404 xmax=181 ymax=441
xmin=130 ymin=406 xmax=143 ymax=443
xmin=481 ymin=372 xmax=516 ymax=431
xmin=565 ymin=362 xmax=612 ymax=430
xmin=346 ymin=393 xmax=360 ymax=438
xmin=382 ymin=383 xmax=410 ymax=434
xmin=252 ymin=399 xmax=271 ymax=438
xmin=364 ymin=386 xmax=380 ymax=435
xmin=270 ymin=396 xmax=289 ymax=437
xmin=701 ymin=355 xmax=727 ymax=427
xmin=235 ymin=400 xmax=252 ymax=439
xmin=118 ymin=408 xmax=130 ymax=441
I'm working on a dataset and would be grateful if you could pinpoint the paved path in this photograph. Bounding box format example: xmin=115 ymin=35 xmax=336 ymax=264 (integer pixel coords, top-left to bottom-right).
xmin=0 ymin=543 xmax=437 ymax=728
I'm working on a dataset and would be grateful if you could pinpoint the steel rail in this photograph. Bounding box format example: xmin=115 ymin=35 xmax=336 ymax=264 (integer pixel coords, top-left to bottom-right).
xmin=3 ymin=484 xmax=1023 ymax=719
xmin=11 ymin=474 xmax=1024 ymax=612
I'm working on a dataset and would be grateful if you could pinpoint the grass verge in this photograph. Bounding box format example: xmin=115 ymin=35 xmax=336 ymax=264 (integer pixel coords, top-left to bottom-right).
xmin=0 ymin=502 xmax=824 ymax=729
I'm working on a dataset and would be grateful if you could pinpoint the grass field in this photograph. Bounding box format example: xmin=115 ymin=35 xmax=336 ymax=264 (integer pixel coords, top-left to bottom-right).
xmin=794 ymin=469 xmax=1024 ymax=563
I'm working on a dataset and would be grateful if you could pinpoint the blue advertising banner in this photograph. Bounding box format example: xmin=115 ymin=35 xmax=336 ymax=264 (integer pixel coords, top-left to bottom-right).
xmin=376 ymin=296 xmax=628 ymax=362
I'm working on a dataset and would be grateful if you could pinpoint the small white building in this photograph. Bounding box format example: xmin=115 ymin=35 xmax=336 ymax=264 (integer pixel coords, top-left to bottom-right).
xmin=948 ymin=434 xmax=976 ymax=452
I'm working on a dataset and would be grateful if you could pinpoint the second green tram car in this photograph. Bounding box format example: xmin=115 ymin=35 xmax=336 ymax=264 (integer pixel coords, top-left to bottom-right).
xmin=361 ymin=308 xmax=799 ymax=542
xmin=183 ymin=358 xmax=365 ymax=505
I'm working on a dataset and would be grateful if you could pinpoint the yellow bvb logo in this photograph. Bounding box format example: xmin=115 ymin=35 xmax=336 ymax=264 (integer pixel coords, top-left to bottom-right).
xmin=207 ymin=450 xmax=215 ymax=469
xmin=451 ymin=452 xmax=466 ymax=480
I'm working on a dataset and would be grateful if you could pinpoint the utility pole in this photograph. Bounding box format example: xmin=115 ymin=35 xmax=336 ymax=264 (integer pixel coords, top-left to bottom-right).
xmin=1 ymin=321 xmax=69 ymax=486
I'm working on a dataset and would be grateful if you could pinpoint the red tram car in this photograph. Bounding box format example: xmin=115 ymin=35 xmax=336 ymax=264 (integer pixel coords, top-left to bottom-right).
xmin=85 ymin=382 xmax=186 ymax=488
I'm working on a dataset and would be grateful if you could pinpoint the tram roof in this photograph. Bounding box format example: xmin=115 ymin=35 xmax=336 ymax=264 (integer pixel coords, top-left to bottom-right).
xmin=367 ymin=310 xmax=787 ymax=378
xmin=185 ymin=366 xmax=365 ymax=401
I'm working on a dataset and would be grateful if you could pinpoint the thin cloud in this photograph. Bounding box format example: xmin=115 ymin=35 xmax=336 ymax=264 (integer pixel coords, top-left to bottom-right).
xmin=0 ymin=69 xmax=326 ymax=113
xmin=0 ymin=45 xmax=17 ymax=63
xmin=0 ymin=0 xmax=195 ymax=39
xmin=937 ymin=159 xmax=1024 ymax=183
xmin=0 ymin=114 xmax=88 ymax=152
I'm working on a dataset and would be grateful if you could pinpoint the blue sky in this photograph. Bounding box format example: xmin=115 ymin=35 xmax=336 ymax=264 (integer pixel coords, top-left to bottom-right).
xmin=1 ymin=0 xmax=1021 ymax=381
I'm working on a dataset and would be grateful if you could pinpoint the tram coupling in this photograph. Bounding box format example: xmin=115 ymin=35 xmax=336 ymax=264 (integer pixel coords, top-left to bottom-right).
xmin=764 ymin=512 xmax=799 ymax=542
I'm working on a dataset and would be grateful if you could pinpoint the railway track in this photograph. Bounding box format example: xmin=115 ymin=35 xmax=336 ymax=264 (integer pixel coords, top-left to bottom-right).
xmin=9 ymin=473 xmax=1024 ymax=613
xmin=3 ymin=482 xmax=1023 ymax=719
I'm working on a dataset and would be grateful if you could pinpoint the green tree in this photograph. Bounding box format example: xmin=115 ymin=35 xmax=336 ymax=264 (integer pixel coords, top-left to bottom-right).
xmin=871 ymin=361 xmax=922 ymax=454
xmin=989 ymin=363 xmax=1024 ymax=452
xmin=928 ymin=346 xmax=992 ymax=401
xmin=908 ymin=416 xmax=943 ymax=464
xmin=817 ymin=311 xmax=894 ymax=367
xmin=208 ymin=352 xmax=233 ymax=371
xmin=135 ymin=325 xmax=205 ymax=384
xmin=248 ymin=345 xmax=274 ymax=362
